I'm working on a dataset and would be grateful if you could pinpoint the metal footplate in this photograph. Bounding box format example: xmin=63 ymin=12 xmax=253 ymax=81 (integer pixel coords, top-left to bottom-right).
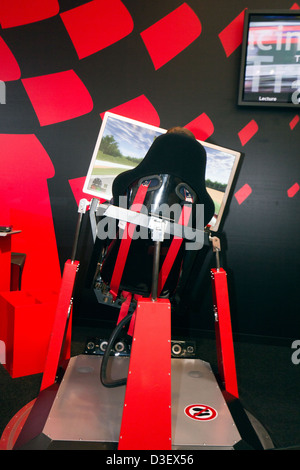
xmin=14 ymin=355 xmax=273 ymax=450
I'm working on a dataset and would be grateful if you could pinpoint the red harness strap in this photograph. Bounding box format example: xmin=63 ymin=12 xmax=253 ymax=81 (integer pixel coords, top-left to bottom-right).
xmin=116 ymin=291 xmax=142 ymax=337
xmin=116 ymin=291 xmax=132 ymax=322
xmin=111 ymin=186 xmax=192 ymax=335
xmin=157 ymin=203 xmax=192 ymax=297
xmin=109 ymin=182 xmax=150 ymax=301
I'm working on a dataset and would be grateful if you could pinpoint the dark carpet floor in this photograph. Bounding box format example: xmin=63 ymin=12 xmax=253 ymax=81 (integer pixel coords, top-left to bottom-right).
xmin=1 ymin=325 xmax=299 ymax=450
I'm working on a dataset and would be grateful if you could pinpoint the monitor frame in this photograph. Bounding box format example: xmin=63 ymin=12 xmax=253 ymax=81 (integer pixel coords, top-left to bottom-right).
xmin=238 ymin=9 xmax=300 ymax=108
xmin=83 ymin=112 xmax=241 ymax=233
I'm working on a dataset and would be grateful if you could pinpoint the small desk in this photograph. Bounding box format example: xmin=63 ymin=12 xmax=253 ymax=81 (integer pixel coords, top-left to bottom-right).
xmin=0 ymin=231 xmax=21 ymax=291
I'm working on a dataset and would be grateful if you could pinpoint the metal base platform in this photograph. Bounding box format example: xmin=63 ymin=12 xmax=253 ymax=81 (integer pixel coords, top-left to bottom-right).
xmin=12 ymin=355 xmax=274 ymax=450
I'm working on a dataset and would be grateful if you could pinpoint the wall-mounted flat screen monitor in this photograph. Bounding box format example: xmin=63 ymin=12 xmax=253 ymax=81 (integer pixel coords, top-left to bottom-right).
xmin=238 ymin=10 xmax=300 ymax=107
xmin=83 ymin=113 xmax=241 ymax=232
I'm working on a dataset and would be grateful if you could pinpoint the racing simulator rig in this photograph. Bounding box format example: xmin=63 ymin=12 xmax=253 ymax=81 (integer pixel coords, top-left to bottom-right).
xmin=4 ymin=114 xmax=274 ymax=450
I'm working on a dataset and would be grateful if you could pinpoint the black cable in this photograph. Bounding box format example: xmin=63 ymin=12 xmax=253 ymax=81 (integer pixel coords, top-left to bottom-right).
xmin=100 ymin=312 xmax=134 ymax=388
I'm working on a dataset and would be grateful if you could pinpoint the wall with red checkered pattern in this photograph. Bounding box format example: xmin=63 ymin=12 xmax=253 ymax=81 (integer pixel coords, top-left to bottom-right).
xmin=0 ymin=1 xmax=299 ymax=338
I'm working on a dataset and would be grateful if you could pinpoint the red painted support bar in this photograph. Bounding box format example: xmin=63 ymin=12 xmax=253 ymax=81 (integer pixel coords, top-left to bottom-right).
xmin=118 ymin=298 xmax=172 ymax=450
xmin=211 ymin=268 xmax=239 ymax=398
xmin=40 ymin=259 xmax=79 ymax=391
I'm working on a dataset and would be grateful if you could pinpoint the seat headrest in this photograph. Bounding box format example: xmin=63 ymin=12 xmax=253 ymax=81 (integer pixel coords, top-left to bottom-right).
xmin=112 ymin=132 xmax=215 ymax=226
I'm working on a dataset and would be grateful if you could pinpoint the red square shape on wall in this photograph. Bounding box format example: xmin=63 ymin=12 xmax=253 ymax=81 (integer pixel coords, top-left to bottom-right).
xmin=22 ymin=70 xmax=93 ymax=126
xmin=60 ymin=0 xmax=134 ymax=59
xmin=218 ymin=9 xmax=246 ymax=57
xmin=141 ymin=3 xmax=202 ymax=70
xmin=0 ymin=0 xmax=59 ymax=28
xmin=0 ymin=37 xmax=21 ymax=81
